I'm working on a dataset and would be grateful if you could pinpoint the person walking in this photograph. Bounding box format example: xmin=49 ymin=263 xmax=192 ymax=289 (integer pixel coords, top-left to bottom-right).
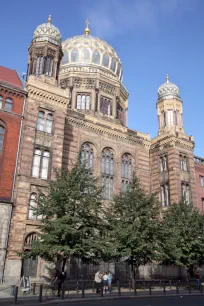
xmin=94 ymin=271 xmax=102 ymax=293
xmin=103 ymin=272 xmax=108 ymax=294
xmin=108 ymin=271 xmax=113 ymax=293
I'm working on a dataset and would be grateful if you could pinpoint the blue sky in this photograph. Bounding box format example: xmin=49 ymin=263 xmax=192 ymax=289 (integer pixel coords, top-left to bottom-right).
xmin=1 ymin=0 xmax=203 ymax=156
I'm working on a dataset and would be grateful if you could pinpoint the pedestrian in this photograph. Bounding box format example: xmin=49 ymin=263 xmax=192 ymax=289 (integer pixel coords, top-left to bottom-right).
xmin=94 ymin=270 xmax=102 ymax=293
xmin=51 ymin=268 xmax=66 ymax=297
xmin=195 ymin=270 xmax=201 ymax=290
xmin=108 ymin=271 xmax=113 ymax=293
xmin=103 ymin=272 xmax=108 ymax=294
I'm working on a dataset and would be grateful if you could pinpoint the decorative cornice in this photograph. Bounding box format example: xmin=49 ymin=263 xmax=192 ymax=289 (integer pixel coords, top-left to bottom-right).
xmin=0 ymin=82 xmax=26 ymax=98
xmin=150 ymin=135 xmax=194 ymax=152
xmin=66 ymin=115 xmax=150 ymax=149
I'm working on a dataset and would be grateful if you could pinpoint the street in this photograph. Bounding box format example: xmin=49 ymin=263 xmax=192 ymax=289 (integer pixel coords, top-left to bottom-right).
xmin=1 ymin=296 xmax=204 ymax=306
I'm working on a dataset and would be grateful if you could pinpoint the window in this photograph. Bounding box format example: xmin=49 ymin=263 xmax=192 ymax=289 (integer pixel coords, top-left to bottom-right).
xmin=81 ymin=48 xmax=90 ymax=64
xmin=116 ymin=63 xmax=121 ymax=77
xmin=24 ymin=232 xmax=38 ymax=249
xmin=92 ymin=50 xmax=100 ymax=64
xmin=81 ymin=143 xmax=94 ymax=173
xmin=181 ymin=183 xmax=190 ymax=204
xmin=101 ymin=148 xmax=114 ymax=200
xmin=110 ymin=58 xmax=117 ymax=72
xmin=36 ymin=56 xmax=44 ymax=75
xmin=161 ymin=112 xmax=166 ymax=128
xmin=100 ymin=97 xmax=112 ymax=115
xmin=180 ymin=154 xmax=188 ymax=171
xmin=200 ymin=176 xmax=204 ymax=187
xmin=62 ymin=51 xmax=69 ymax=65
xmin=160 ymin=184 xmax=170 ymax=207
xmin=0 ymin=126 xmax=5 ymax=150
xmin=28 ymin=193 xmax=43 ymax=220
xmin=202 ymin=198 xmax=204 ymax=211
xmin=32 ymin=149 xmax=50 ymax=179
xmin=36 ymin=111 xmax=53 ymax=134
xmin=102 ymin=53 xmax=110 ymax=68
xmin=4 ymin=98 xmax=13 ymax=112
xmin=71 ymin=49 xmax=79 ymax=62
xmin=159 ymin=155 xmax=168 ymax=172
xmin=45 ymin=57 xmax=53 ymax=76
xmin=121 ymin=154 xmax=132 ymax=192
xmin=0 ymin=96 xmax=2 ymax=109
xmin=167 ymin=110 xmax=174 ymax=126
xmin=76 ymin=94 xmax=91 ymax=110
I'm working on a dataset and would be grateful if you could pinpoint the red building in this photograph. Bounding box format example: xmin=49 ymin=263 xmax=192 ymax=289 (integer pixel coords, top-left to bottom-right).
xmin=194 ymin=156 xmax=204 ymax=211
xmin=0 ymin=66 xmax=26 ymax=282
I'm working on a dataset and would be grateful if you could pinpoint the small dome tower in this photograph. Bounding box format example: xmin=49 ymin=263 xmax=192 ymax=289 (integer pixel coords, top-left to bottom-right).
xmin=157 ymin=75 xmax=184 ymax=135
xmin=27 ymin=16 xmax=63 ymax=83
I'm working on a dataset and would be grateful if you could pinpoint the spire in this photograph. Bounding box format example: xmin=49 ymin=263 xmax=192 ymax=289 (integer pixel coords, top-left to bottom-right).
xmin=166 ymin=74 xmax=169 ymax=84
xmin=84 ymin=19 xmax=90 ymax=35
xmin=48 ymin=15 xmax=52 ymax=23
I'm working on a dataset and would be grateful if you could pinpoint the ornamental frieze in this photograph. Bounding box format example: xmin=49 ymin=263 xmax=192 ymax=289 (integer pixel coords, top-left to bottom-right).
xmin=60 ymin=78 xmax=70 ymax=89
xmin=99 ymin=81 xmax=115 ymax=96
xmin=35 ymin=132 xmax=52 ymax=147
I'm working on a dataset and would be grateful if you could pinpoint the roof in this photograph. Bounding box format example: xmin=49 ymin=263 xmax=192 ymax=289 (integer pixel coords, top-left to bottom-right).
xmin=0 ymin=66 xmax=23 ymax=89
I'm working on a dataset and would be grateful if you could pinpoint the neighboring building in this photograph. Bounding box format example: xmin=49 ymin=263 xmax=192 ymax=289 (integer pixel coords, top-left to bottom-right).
xmin=2 ymin=17 xmax=199 ymax=283
xmin=194 ymin=156 xmax=204 ymax=211
xmin=0 ymin=66 xmax=26 ymax=282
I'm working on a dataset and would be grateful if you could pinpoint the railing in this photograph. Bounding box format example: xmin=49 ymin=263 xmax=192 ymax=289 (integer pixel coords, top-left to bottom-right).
xmin=8 ymin=278 xmax=204 ymax=305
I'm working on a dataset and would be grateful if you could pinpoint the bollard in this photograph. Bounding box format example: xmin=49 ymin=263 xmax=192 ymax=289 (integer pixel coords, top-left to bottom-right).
xmin=92 ymin=281 xmax=95 ymax=293
xmin=188 ymin=281 xmax=191 ymax=294
xmin=82 ymin=282 xmax=85 ymax=298
xmin=143 ymin=280 xmax=146 ymax=291
xmin=33 ymin=282 xmax=36 ymax=295
xmin=14 ymin=286 xmax=18 ymax=305
xmin=101 ymin=281 xmax=103 ymax=297
xmin=200 ymin=283 xmax=203 ymax=293
xmin=117 ymin=280 xmax=121 ymax=296
xmin=61 ymin=283 xmax=65 ymax=300
xmin=149 ymin=281 xmax=152 ymax=295
xmin=176 ymin=281 xmax=179 ymax=294
xmin=38 ymin=284 xmax=43 ymax=303
xmin=10 ymin=285 xmax=15 ymax=296
xmin=128 ymin=280 xmax=131 ymax=292
xmin=134 ymin=279 xmax=137 ymax=296
xmin=76 ymin=281 xmax=79 ymax=294
xmin=163 ymin=282 xmax=166 ymax=295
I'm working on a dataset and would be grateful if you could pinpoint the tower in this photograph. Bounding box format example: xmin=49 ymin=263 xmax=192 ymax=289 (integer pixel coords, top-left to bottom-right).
xmin=27 ymin=15 xmax=63 ymax=83
xmin=151 ymin=75 xmax=197 ymax=207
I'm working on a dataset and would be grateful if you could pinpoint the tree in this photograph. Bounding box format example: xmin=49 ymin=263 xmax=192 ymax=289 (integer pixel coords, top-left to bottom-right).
xmin=22 ymin=161 xmax=107 ymax=264
xmin=159 ymin=200 xmax=204 ymax=268
xmin=107 ymin=176 xmax=161 ymax=277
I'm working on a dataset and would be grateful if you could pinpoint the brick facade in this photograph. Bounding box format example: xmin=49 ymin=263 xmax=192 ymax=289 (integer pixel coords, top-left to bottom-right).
xmin=194 ymin=156 xmax=204 ymax=211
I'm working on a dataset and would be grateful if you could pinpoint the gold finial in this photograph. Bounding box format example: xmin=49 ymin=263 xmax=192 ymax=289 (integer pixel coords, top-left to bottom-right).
xmin=84 ymin=19 xmax=90 ymax=35
xmin=48 ymin=15 xmax=52 ymax=23
xmin=166 ymin=74 xmax=169 ymax=83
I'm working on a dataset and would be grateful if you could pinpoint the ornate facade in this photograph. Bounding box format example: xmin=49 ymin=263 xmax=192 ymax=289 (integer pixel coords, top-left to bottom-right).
xmin=1 ymin=17 xmax=201 ymax=283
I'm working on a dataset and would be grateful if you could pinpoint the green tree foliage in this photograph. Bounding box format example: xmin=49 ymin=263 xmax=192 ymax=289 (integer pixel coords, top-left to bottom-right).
xmin=159 ymin=200 xmax=204 ymax=267
xmin=23 ymin=161 xmax=107 ymax=263
xmin=107 ymin=176 xmax=161 ymax=274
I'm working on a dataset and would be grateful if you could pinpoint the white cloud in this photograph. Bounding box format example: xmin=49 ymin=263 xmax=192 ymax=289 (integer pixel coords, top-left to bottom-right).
xmin=81 ymin=0 xmax=198 ymax=38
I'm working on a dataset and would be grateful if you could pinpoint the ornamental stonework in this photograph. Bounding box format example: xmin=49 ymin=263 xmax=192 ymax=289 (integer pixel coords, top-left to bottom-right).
xmin=99 ymin=81 xmax=115 ymax=96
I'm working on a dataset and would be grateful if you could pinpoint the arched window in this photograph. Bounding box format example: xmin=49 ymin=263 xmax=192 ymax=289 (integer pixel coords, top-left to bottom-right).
xmin=37 ymin=111 xmax=53 ymax=134
xmin=0 ymin=126 xmax=5 ymax=150
xmin=92 ymin=50 xmax=100 ymax=64
xmin=32 ymin=149 xmax=42 ymax=178
xmin=28 ymin=193 xmax=37 ymax=220
xmin=0 ymin=96 xmax=2 ymax=109
xmin=160 ymin=184 xmax=170 ymax=207
xmin=101 ymin=148 xmax=114 ymax=200
xmin=37 ymin=111 xmax=45 ymax=132
xmin=81 ymin=48 xmax=90 ymax=64
xmin=102 ymin=53 xmax=110 ymax=68
xmin=100 ymin=97 xmax=112 ymax=115
xmin=62 ymin=51 xmax=69 ymax=65
xmin=110 ymin=58 xmax=117 ymax=73
xmin=45 ymin=57 xmax=53 ymax=76
xmin=36 ymin=56 xmax=44 ymax=75
xmin=116 ymin=63 xmax=121 ymax=77
xmin=41 ymin=151 xmax=50 ymax=179
xmin=121 ymin=154 xmax=132 ymax=191
xmin=45 ymin=113 xmax=53 ymax=133
xmin=24 ymin=232 xmax=38 ymax=249
xmin=76 ymin=94 xmax=91 ymax=110
xmin=167 ymin=110 xmax=174 ymax=126
xmin=181 ymin=183 xmax=190 ymax=204
xmin=81 ymin=143 xmax=94 ymax=173
xmin=71 ymin=49 xmax=79 ymax=62
xmin=4 ymin=98 xmax=13 ymax=112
